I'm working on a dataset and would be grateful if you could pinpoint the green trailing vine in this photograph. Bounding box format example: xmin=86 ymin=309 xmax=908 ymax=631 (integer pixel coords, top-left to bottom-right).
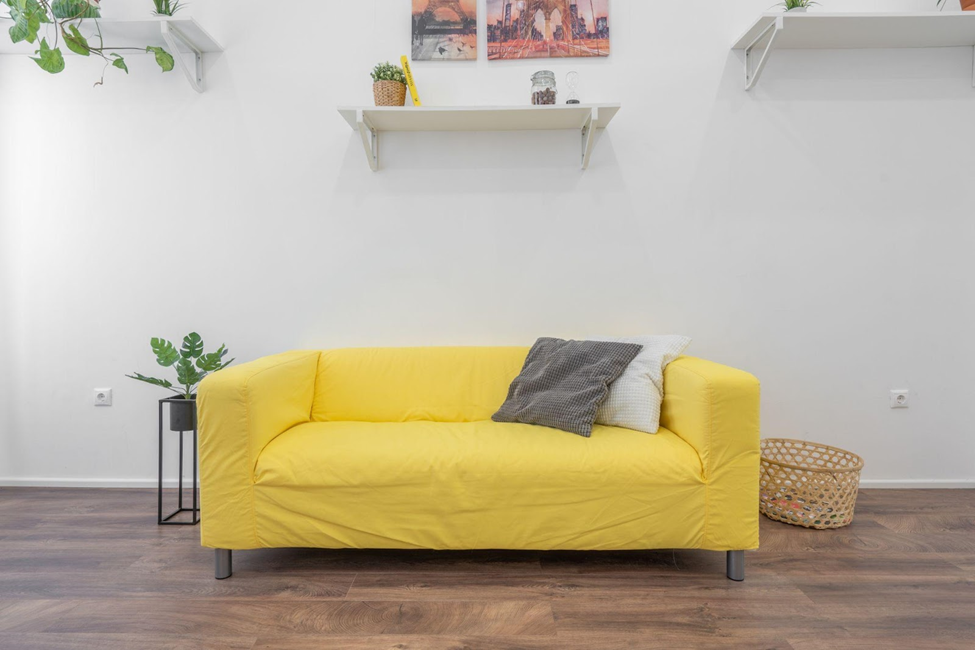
xmin=0 ymin=0 xmax=175 ymax=84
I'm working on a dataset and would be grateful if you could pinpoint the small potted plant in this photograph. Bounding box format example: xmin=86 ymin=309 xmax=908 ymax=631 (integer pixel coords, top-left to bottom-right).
xmin=151 ymin=0 xmax=183 ymax=15
xmin=371 ymin=61 xmax=407 ymax=107
xmin=127 ymin=333 xmax=234 ymax=431
xmin=778 ymin=0 xmax=817 ymax=11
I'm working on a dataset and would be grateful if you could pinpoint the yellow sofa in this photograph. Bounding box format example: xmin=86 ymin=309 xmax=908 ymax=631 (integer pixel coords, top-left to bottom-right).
xmin=198 ymin=347 xmax=760 ymax=581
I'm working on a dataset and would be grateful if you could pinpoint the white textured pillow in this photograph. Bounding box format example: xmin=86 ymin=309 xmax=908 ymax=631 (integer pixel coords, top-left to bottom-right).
xmin=589 ymin=335 xmax=691 ymax=434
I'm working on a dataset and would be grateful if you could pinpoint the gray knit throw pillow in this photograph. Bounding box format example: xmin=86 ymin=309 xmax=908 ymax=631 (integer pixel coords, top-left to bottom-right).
xmin=492 ymin=338 xmax=643 ymax=437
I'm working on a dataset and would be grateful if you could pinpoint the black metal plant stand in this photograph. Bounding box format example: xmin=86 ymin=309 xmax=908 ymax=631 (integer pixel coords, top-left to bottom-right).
xmin=158 ymin=397 xmax=200 ymax=525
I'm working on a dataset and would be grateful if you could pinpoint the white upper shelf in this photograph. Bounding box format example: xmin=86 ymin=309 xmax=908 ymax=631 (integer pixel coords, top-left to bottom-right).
xmin=733 ymin=12 xmax=975 ymax=50
xmin=0 ymin=17 xmax=221 ymax=55
xmin=339 ymin=104 xmax=620 ymax=172
xmin=732 ymin=12 xmax=975 ymax=89
xmin=338 ymin=104 xmax=620 ymax=133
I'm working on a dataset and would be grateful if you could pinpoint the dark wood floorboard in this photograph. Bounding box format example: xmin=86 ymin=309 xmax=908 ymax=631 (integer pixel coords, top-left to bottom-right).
xmin=0 ymin=487 xmax=973 ymax=649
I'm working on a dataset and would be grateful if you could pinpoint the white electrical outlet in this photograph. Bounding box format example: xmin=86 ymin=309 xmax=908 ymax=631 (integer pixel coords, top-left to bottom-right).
xmin=890 ymin=390 xmax=909 ymax=409
xmin=94 ymin=388 xmax=113 ymax=407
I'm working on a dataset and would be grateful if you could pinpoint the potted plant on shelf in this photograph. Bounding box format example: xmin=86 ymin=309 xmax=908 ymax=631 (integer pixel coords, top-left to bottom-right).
xmin=126 ymin=333 xmax=234 ymax=431
xmin=778 ymin=0 xmax=817 ymax=11
xmin=151 ymin=0 xmax=182 ymax=15
xmin=371 ymin=61 xmax=407 ymax=107
xmin=0 ymin=0 xmax=175 ymax=82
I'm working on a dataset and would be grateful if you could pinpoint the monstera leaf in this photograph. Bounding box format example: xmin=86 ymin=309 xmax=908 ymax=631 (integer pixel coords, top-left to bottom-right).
xmin=130 ymin=333 xmax=235 ymax=397
xmin=181 ymin=332 xmax=204 ymax=359
xmin=151 ymin=338 xmax=180 ymax=367
xmin=197 ymin=344 xmax=234 ymax=372
xmin=175 ymin=357 xmax=205 ymax=388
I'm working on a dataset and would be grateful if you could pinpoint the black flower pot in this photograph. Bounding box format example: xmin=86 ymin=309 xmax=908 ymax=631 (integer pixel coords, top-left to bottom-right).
xmin=169 ymin=396 xmax=197 ymax=432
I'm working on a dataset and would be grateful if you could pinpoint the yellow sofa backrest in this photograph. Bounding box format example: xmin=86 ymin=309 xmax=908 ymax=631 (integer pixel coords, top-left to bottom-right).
xmin=311 ymin=346 xmax=531 ymax=423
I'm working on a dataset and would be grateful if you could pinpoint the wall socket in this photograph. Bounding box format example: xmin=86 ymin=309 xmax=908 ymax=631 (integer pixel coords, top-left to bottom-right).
xmin=890 ymin=389 xmax=909 ymax=409
xmin=94 ymin=388 xmax=113 ymax=407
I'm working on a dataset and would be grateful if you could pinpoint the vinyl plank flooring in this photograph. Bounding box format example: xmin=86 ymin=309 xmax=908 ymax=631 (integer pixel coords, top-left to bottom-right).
xmin=0 ymin=487 xmax=973 ymax=648
xmin=39 ymin=599 xmax=557 ymax=637
xmin=0 ymin=633 xmax=257 ymax=650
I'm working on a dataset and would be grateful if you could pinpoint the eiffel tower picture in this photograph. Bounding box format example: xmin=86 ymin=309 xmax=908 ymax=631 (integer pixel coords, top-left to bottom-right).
xmin=412 ymin=0 xmax=478 ymax=61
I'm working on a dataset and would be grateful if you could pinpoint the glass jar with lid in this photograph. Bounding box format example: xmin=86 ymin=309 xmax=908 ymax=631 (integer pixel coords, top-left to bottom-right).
xmin=531 ymin=70 xmax=557 ymax=105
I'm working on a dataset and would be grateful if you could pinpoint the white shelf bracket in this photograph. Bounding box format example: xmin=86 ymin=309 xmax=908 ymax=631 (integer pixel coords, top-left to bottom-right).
xmin=971 ymin=45 xmax=974 ymax=88
xmin=160 ymin=21 xmax=204 ymax=93
xmin=581 ymin=107 xmax=598 ymax=170
xmin=357 ymin=110 xmax=379 ymax=172
xmin=744 ymin=16 xmax=783 ymax=91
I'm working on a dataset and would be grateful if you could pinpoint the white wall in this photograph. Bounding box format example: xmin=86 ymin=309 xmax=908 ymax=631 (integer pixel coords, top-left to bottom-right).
xmin=1 ymin=0 xmax=972 ymax=487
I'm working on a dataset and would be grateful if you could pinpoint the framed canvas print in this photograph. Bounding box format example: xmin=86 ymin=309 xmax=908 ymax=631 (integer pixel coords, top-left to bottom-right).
xmin=412 ymin=0 xmax=478 ymax=60
xmin=487 ymin=0 xmax=610 ymax=60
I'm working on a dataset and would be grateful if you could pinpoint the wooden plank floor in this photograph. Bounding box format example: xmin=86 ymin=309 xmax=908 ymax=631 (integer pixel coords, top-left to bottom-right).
xmin=1 ymin=488 xmax=973 ymax=649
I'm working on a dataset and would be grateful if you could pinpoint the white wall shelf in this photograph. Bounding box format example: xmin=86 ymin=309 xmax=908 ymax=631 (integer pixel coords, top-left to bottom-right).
xmin=732 ymin=12 xmax=975 ymax=90
xmin=0 ymin=17 xmax=222 ymax=93
xmin=337 ymin=104 xmax=621 ymax=172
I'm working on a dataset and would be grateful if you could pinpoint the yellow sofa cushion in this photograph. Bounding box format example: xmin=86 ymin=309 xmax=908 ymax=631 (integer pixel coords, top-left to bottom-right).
xmin=311 ymin=347 xmax=530 ymax=423
xmin=252 ymin=420 xmax=705 ymax=551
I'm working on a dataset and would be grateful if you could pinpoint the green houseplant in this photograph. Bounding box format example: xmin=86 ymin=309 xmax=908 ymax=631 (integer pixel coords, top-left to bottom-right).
xmin=371 ymin=61 xmax=407 ymax=107
xmin=151 ymin=0 xmax=182 ymax=16
xmin=0 ymin=0 xmax=175 ymax=82
xmin=127 ymin=332 xmax=234 ymax=431
xmin=777 ymin=0 xmax=817 ymax=10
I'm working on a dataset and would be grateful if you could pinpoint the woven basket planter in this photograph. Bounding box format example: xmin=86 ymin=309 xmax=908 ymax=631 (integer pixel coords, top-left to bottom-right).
xmin=373 ymin=80 xmax=407 ymax=107
xmin=759 ymin=438 xmax=864 ymax=530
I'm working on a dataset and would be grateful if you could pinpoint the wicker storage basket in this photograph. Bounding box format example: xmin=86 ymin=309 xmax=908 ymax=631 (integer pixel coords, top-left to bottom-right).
xmin=374 ymin=81 xmax=407 ymax=107
xmin=759 ymin=438 xmax=864 ymax=529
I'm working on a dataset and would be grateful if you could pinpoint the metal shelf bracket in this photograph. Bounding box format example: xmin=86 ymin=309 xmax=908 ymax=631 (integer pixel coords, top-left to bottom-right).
xmin=160 ymin=21 xmax=204 ymax=93
xmin=745 ymin=16 xmax=784 ymax=91
xmin=357 ymin=110 xmax=379 ymax=172
xmin=581 ymin=107 xmax=598 ymax=170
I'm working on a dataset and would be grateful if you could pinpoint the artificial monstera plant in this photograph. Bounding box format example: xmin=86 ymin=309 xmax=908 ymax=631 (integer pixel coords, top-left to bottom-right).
xmin=127 ymin=333 xmax=234 ymax=399
xmin=0 ymin=0 xmax=176 ymax=82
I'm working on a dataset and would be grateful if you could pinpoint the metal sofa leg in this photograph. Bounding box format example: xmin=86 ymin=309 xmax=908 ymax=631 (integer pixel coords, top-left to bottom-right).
xmin=215 ymin=549 xmax=232 ymax=580
xmin=726 ymin=550 xmax=744 ymax=581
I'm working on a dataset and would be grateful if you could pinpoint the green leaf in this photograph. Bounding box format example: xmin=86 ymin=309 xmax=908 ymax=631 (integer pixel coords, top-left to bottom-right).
xmin=176 ymin=357 xmax=204 ymax=388
xmin=150 ymin=338 xmax=180 ymax=367
xmin=125 ymin=373 xmax=175 ymax=390
xmin=111 ymin=54 xmax=128 ymax=73
xmin=51 ymin=0 xmax=100 ymax=20
xmin=146 ymin=46 xmax=174 ymax=73
xmin=8 ymin=0 xmax=45 ymax=44
xmin=63 ymin=24 xmax=89 ymax=56
xmin=31 ymin=38 xmax=65 ymax=74
xmin=196 ymin=345 xmax=231 ymax=372
xmin=180 ymin=332 xmax=204 ymax=359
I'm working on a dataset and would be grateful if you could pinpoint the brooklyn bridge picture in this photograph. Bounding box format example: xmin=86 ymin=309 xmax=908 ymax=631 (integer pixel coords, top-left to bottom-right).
xmin=412 ymin=0 xmax=478 ymax=61
xmin=487 ymin=0 xmax=609 ymax=60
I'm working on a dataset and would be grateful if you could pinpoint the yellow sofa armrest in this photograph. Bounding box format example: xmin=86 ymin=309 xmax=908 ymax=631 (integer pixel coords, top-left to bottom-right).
xmin=198 ymin=350 xmax=319 ymax=549
xmin=660 ymin=356 xmax=761 ymax=550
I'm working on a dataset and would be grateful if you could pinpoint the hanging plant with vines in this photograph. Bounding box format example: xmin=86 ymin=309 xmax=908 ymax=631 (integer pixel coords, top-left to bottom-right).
xmin=0 ymin=0 xmax=175 ymax=84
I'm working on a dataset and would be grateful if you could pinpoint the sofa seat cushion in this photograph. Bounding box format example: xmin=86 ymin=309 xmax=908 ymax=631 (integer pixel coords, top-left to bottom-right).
xmin=251 ymin=421 xmax=707 ymax=551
